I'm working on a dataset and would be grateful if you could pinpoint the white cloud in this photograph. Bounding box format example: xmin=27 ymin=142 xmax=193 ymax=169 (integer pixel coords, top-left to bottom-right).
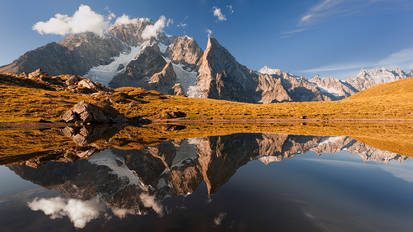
xmin=227 ymin=5 xmax=235 ymax=14
xmin=114 ymin=14 xmax=149 ymax=25
xmin=141 ymin=15 xmax=168 ymax=40
xmin=33 ymin=5 xmax=171 ymax=41
xmin=377 ymin=47 xmax=413 ymax=68
xmin=300 ymin=63 xmax=366 ymax=73
xmin=108 ymin=12 xmax=116 ymax=21
xmin=284 ymin=0 xmax=402 ymax=37
xmin=213 ymin=7 xmax=227 ymax=21
xmin=206 ymin=28 xmax=213 ymax=36
xmin=300 ymin=45 xmax=413 ymax=76
xmin=28 ymin=197 xmax=104 ymax=229
xmin=33 ymin=5 xmax=109 ymax=36
xmin=299 ymin=0 xmax=342 ymax=26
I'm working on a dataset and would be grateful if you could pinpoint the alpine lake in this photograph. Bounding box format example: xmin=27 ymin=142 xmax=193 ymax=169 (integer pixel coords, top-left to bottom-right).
xmin=1 ymin=122 xmax=413 ymax=232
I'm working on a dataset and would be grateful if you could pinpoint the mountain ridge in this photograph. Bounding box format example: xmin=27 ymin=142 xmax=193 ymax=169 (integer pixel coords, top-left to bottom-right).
xmin=1 ymin=19 xmax=412 ymax=103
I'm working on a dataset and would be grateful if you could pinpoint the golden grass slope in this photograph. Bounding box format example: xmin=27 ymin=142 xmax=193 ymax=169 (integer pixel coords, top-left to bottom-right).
xmin=1 ymin=73 xmax=413 ymax=122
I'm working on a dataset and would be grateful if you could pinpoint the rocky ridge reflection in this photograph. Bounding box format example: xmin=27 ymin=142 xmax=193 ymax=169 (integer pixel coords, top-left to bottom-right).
xmin=8 ymin=133 xmax=407 ymax=228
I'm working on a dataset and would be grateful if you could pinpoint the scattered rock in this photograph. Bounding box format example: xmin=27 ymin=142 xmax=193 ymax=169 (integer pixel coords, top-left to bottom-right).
xmin=172 ymin=83 xmax=185 ymax=96
xmin=161 ymin=111 xmax=187 ymax=119
xmin=28 ymin=68 xmax=49 ymax=79
xmin=78 ymin=79 xmax=98 ymax=90
xmin=65 ymin=75 xmax=81 ymax=86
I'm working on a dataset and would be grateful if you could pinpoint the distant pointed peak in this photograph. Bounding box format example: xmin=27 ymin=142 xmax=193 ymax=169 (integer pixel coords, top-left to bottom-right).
xmin=258 ymin=66 xmax=281 ymax=75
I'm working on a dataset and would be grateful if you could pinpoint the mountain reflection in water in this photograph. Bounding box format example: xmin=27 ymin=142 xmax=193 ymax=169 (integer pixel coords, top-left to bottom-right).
xmin=1 ymin=132 xmax=413 ymax=232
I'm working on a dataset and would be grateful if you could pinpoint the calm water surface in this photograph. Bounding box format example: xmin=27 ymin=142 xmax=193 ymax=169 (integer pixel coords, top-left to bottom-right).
xmin=1 ymin=133 xmax=413 ymax=231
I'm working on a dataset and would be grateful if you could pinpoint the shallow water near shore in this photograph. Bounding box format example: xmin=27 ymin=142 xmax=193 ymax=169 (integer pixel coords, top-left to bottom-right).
xmin=1 ymin=131 xmax=413 ymax=231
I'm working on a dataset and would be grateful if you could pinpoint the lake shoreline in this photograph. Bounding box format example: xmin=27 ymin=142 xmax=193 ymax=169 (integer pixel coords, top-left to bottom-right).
xmin=2 ymin=118 xmax=413 ymax=130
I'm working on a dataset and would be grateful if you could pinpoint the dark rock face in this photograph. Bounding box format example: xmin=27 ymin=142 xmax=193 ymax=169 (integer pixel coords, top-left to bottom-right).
xmin=110 ymin=44 xmax=166 ymax=88
xmin=0 ymin=42 xmax=87 ymax=75
xmin=110 ymin=44 xmax=177 ymax=94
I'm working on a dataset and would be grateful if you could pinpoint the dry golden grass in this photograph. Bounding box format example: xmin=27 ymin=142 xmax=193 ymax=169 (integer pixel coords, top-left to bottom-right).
xmin=1 ymin=75 xmax=413 ymax=123
xmin=0 ymin=84 xmax=88 ymax=122
xmin=112 ymin=78 xmax=413 ymax=121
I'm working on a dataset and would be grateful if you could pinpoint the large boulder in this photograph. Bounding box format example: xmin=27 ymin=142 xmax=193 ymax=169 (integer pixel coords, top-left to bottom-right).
xmin=62 ymin=101 xmax=110 ymax=124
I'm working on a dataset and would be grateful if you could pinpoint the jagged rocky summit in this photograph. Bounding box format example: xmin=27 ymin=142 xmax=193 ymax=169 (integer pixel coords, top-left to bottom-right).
xmin=1 ymin=18 xmax=412 ymax=103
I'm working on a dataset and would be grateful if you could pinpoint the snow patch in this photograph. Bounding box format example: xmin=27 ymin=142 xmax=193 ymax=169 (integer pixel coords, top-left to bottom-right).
xmin=86 ymin=43 xmax=146 ymax=86
xmin=171 ymin=140 xmax=198 ymax=169
xmin=158 ymin=42 xmax=168 ymax=53
xmin=172 ymin=63 xmax=203 ymax=98
xmin=319 ymin=136 xmax=344 ymax=146
xmin=317 ymin=86 xmax=341 ymax=96
xmin=88 ymin=150 xmax=147 ymax=190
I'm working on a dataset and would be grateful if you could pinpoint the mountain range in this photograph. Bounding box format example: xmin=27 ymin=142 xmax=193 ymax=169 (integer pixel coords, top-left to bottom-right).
xmin=1 ymin=19 xmax=412 ymax=103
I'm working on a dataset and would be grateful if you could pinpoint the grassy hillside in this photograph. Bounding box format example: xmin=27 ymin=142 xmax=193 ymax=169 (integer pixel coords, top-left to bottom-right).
xmin=1 ymin=73 xmax=413 ymax=122
xmin=114 ymin=78 xmax=413 ymax=121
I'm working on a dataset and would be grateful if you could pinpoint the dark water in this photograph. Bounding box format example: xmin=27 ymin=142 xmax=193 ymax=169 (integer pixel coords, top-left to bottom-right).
xmin=1 ymin=133 xmax=413 ymax=231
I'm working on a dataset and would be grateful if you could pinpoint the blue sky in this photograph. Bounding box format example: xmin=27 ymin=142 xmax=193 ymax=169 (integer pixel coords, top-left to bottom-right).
xmin=1 ymin=0 xmax=413 ymax=78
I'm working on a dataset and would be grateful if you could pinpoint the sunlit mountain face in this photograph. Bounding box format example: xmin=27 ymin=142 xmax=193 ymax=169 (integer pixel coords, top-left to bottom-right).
xmin=1 ymin=132 xmax=413 ymax=231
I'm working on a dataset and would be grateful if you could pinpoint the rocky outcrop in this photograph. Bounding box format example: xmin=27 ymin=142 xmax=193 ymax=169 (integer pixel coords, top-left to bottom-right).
xmin=0 ymin=69 xmax=110 ymax=94
xmin=172 ymin=83 xmax=185 ymax=96
xmin=62 ymin=101 xmax=114 ymax=124
xmin=165 ymin=36 xmax=203 ymax=69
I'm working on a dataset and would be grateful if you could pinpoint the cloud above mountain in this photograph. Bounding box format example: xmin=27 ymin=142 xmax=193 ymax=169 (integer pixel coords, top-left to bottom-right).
xmin=33 ymin=4 xmax=170 ymax=39
xmin=142 ymin=16 xmax=170 ymax=40
xmin=213 ymin=7 xmax=227 ymax=21
xmin=33 ymin=5 xmax=109 ymax=36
